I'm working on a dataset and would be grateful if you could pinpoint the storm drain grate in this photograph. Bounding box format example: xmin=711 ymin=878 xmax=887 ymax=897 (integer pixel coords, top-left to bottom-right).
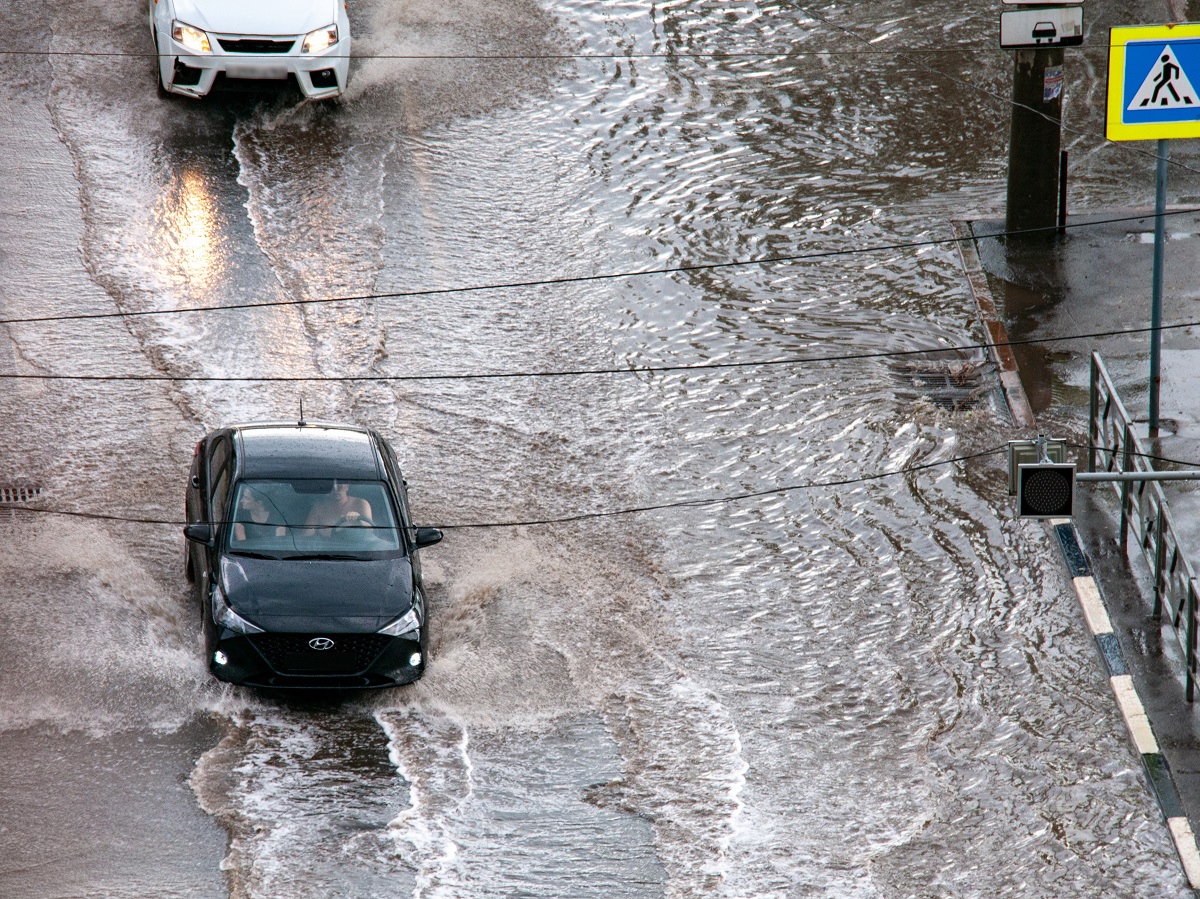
xmin=0 ymin=484 xmax=43 ymax=503
xmin=887 ymin=358 xmax=996 ymax=411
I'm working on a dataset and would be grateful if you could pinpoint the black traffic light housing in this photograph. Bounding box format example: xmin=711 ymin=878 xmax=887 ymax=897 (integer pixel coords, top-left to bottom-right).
xmin=1017 ymin=462 xmax=1076 ymax=519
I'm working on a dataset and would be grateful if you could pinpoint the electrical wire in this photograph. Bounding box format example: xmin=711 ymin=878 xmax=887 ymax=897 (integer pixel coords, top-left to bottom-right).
xmin=1 ymin=317 xmax=1198 ymax=384
xmin=0 ymin=445 xmax=1005 ymax=531
xmin=0 ymin=48 xmax=1015 ymax=60
xmin=3 ymin=208 xmax=1199 ymax=331
xmin=0 ymin=37 xmax=1171 ymax=61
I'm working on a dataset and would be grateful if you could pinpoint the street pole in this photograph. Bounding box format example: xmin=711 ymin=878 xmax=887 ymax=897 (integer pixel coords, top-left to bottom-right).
xmin=1150 ymin=138 xmax=1169 ymax=435
xmin=1006 ymin=47 xmax=1065 ymax=236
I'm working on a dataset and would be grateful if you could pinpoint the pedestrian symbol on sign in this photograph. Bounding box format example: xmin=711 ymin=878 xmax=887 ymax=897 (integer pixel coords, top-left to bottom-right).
xmin=1128 ymin=46 xmax=1198 ymax=109
xmin=1107 ymin=25 xmax=1200 ymax=140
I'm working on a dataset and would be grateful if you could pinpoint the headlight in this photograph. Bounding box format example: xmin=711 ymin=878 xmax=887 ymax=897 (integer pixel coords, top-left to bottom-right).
xmin=171 ymin=21 xmax=212 ymax=54
xmin=302 ymin=25 xmax=338 ymax=54
xmin=212 ymin=586 xmax=264 ymax=635
xmin=378 ymin=607 xmax=420 ymax=638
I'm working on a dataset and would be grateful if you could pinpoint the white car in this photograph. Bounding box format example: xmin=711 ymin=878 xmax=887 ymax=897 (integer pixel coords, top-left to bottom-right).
xmin=148 ymin=0 xmax=351 ymax=100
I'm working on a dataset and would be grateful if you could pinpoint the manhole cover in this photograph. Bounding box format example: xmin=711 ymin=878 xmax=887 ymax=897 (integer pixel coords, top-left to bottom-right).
xmin=0 ymin=485 xmax=42 ymax=503
xmin=886 ymin=358 xmax=996 ymax=411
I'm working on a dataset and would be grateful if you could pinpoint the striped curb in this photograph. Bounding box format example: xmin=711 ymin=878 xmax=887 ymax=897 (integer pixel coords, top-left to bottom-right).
xmin=1053 ymin=521 xmax=1200 ymax=891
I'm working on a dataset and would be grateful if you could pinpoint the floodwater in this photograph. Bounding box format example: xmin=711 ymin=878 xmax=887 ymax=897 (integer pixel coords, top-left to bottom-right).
xmin=0 ymin=0 xmax=1195 ymax=896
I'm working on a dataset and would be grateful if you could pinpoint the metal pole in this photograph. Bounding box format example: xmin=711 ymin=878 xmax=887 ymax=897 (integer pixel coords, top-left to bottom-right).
xmin=1058 ymin=150 xmax=1068 ymax=237
xmin=1120 ymin=423 xmax=1133 ymax=552
xmin=1188 ymin=580 xmax=1197 ymax=702
xmin=1150 ymin=138 xmax=1169 ymax=435
xmin=1006 ymin=49 xmax=1064 ymax=236
xmin=1154 ymin=504 xmax=1167 ymax=618
xmin=1088 ymin=353 xmax=1099 ymax=473
xmin=1077 ymin=470 xmax=1200 ymax=482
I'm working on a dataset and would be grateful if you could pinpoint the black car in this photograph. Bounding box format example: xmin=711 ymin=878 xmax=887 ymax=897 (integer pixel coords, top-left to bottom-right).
xmin=183 ymin=420 xmax=442 ymax=689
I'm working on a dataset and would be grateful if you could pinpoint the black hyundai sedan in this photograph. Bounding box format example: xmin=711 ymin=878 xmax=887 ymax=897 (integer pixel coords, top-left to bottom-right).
xmin=183 ymin=420 xmax=442 ymax=689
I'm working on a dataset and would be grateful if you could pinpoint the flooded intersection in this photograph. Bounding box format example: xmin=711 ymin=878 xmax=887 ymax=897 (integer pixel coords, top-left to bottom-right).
xmin=0 ymin=0 xmax=1195 ymax=896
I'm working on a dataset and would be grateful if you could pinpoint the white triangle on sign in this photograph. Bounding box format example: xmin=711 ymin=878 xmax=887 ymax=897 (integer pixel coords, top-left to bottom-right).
xmin=1128 ymin=45 xmax=1199 ymax=109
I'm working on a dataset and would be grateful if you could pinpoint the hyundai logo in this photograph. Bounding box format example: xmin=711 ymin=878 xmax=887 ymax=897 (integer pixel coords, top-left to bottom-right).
xmin=309 ymin=637 xmax=336 ymax=651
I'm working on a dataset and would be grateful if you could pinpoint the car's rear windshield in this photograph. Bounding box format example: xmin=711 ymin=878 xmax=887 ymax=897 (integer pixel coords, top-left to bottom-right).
xmin=226 ymin=479 xmax=404 ymax=558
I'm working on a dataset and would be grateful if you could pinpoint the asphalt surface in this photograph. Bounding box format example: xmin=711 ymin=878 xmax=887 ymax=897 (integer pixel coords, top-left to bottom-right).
xmin=970 ymin=207 xmax=1200 ymax=883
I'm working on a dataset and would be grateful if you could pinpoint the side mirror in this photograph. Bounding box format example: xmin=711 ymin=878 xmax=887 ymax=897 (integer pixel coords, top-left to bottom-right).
xmin=413 ymin=527 xmax=443 ymax=549
xmin=184 ymin=523 xmax=216 ymax=546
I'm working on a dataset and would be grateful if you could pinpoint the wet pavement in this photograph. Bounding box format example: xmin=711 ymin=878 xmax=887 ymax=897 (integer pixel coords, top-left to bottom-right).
xmin=5 ymin=0 xmax=1200 ymax=895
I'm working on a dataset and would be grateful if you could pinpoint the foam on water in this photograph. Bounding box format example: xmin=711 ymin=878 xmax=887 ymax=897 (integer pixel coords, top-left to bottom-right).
xmin=377 ymin=708 xmax=473 ymax=898
xmin=190 ymin=709 xmax=415 ymax=898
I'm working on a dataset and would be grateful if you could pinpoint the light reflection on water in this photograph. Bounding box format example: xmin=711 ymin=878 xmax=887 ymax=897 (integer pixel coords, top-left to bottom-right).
xmin=4 ymin=0 xmax=1194 ymax=895
xmin=158 ymin=167 xmax=224 ymax=291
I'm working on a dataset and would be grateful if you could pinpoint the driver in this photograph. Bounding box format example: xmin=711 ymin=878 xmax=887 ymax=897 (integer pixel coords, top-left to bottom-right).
xmin=303 ymin=479 xmax=373 ymax=532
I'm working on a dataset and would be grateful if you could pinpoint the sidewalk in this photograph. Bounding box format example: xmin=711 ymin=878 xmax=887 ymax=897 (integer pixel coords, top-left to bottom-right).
xmin=965 ymin=210 xmax=1200 ymax=892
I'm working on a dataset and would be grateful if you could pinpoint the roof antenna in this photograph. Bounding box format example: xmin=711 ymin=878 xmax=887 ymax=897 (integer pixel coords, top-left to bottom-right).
xmin=298 ymin=399 xmax=307 ymax=427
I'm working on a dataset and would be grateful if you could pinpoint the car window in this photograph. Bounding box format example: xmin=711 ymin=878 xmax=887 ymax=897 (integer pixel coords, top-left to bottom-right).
xmin=209 ymin=436 xmax=233 ymax=519
xmin=379 ymin=439 xmax=414 ymax=530
xmin=211 ymin=464 xmax=233 ymax=525
xmin=227 ymin=479 xmax=403 ymax=558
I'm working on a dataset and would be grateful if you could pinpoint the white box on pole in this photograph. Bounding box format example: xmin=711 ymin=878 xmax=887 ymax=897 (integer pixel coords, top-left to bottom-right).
xmin=1001 ymin=7 xmax=1084 ymax=49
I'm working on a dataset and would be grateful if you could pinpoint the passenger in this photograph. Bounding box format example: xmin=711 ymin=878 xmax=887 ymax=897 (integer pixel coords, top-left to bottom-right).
xmin=233 ymin=489 xmax=288 ymax=541
xmin=304 ymin=479 xmax=373 ymax=532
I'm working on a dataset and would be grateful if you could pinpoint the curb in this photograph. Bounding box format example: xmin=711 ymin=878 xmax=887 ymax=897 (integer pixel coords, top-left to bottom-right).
xmin=951 ymin=219 xmax=1037 ymax=430
xmin=1052 ymin=521 xmax=1200 ymax=892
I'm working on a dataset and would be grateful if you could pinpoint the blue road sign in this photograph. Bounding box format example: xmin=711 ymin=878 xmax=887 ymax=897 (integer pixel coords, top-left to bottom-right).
xmin=1108 ymin=24 xmax=1200 ymax=140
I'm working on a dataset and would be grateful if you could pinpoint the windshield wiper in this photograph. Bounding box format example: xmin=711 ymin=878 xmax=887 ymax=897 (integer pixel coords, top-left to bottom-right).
xmin=230 ymin=550 xmax=285 ymax=561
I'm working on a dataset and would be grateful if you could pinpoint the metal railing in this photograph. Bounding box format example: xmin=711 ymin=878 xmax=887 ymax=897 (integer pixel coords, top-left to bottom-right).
xmin=1089 ymin=352 xmax=1200 ymax=700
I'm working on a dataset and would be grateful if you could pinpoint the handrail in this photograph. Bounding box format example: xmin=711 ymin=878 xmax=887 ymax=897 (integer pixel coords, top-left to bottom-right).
xmin=1089 ymin=352 xmax=1200 ymax=700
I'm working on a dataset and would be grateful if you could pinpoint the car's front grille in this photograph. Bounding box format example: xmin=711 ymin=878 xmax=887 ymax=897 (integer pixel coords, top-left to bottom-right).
xmin=218 ymin=38 xmax=295 ymax=54
xmin=251 ymin=634 xmax=391 ymax=674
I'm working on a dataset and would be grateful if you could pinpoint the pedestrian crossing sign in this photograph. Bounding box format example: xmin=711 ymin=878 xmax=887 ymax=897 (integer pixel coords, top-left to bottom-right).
xmin=1108 ymin=23 xmax=1200 ymax=140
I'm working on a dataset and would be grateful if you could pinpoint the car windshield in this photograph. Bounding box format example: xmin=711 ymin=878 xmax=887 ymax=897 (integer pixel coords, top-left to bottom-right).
xmin=226 ymin=478 xmax=404 ymax=558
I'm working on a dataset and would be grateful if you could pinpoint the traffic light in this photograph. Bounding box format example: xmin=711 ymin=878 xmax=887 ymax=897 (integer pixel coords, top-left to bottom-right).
xmin=1017 ymin=462 xmax=1076 ymax=518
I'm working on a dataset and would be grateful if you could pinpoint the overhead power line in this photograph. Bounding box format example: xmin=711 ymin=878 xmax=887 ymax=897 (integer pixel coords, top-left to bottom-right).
xmin=0 ymin=43 xmax=1127 ymax=62
xmin=6 ymin=444 xmax=1190 ymax=532
xmin=2 ymin=317 xmax=1200 ymax=384
xmin=0 ymin=36 xmax=1167 ymax=61
xmin=0 ymin=446 xmax=1005 ymax=531
xmin=2 ymin=209 xmax=1198 ymax=330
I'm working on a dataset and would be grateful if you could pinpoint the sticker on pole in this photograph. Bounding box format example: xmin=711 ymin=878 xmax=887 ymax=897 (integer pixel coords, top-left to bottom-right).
xmin=1107 ymin=23 xmax=1200 ymax=140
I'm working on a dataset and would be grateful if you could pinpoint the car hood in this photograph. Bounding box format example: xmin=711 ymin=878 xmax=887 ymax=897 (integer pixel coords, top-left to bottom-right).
xmin=220 ymin=554 xmax=414 ymax=631
xmin=171 ymin=0 xmax=337 ymax=37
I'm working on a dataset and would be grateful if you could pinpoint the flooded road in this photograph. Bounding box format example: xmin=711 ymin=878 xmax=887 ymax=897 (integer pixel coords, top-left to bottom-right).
xmin=1 ymin=0 xmax=1196 ymax=895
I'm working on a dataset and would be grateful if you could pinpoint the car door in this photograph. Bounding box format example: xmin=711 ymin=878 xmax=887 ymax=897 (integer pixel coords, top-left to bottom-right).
xmin=185 ymin=436 xmax=206 ymax=585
